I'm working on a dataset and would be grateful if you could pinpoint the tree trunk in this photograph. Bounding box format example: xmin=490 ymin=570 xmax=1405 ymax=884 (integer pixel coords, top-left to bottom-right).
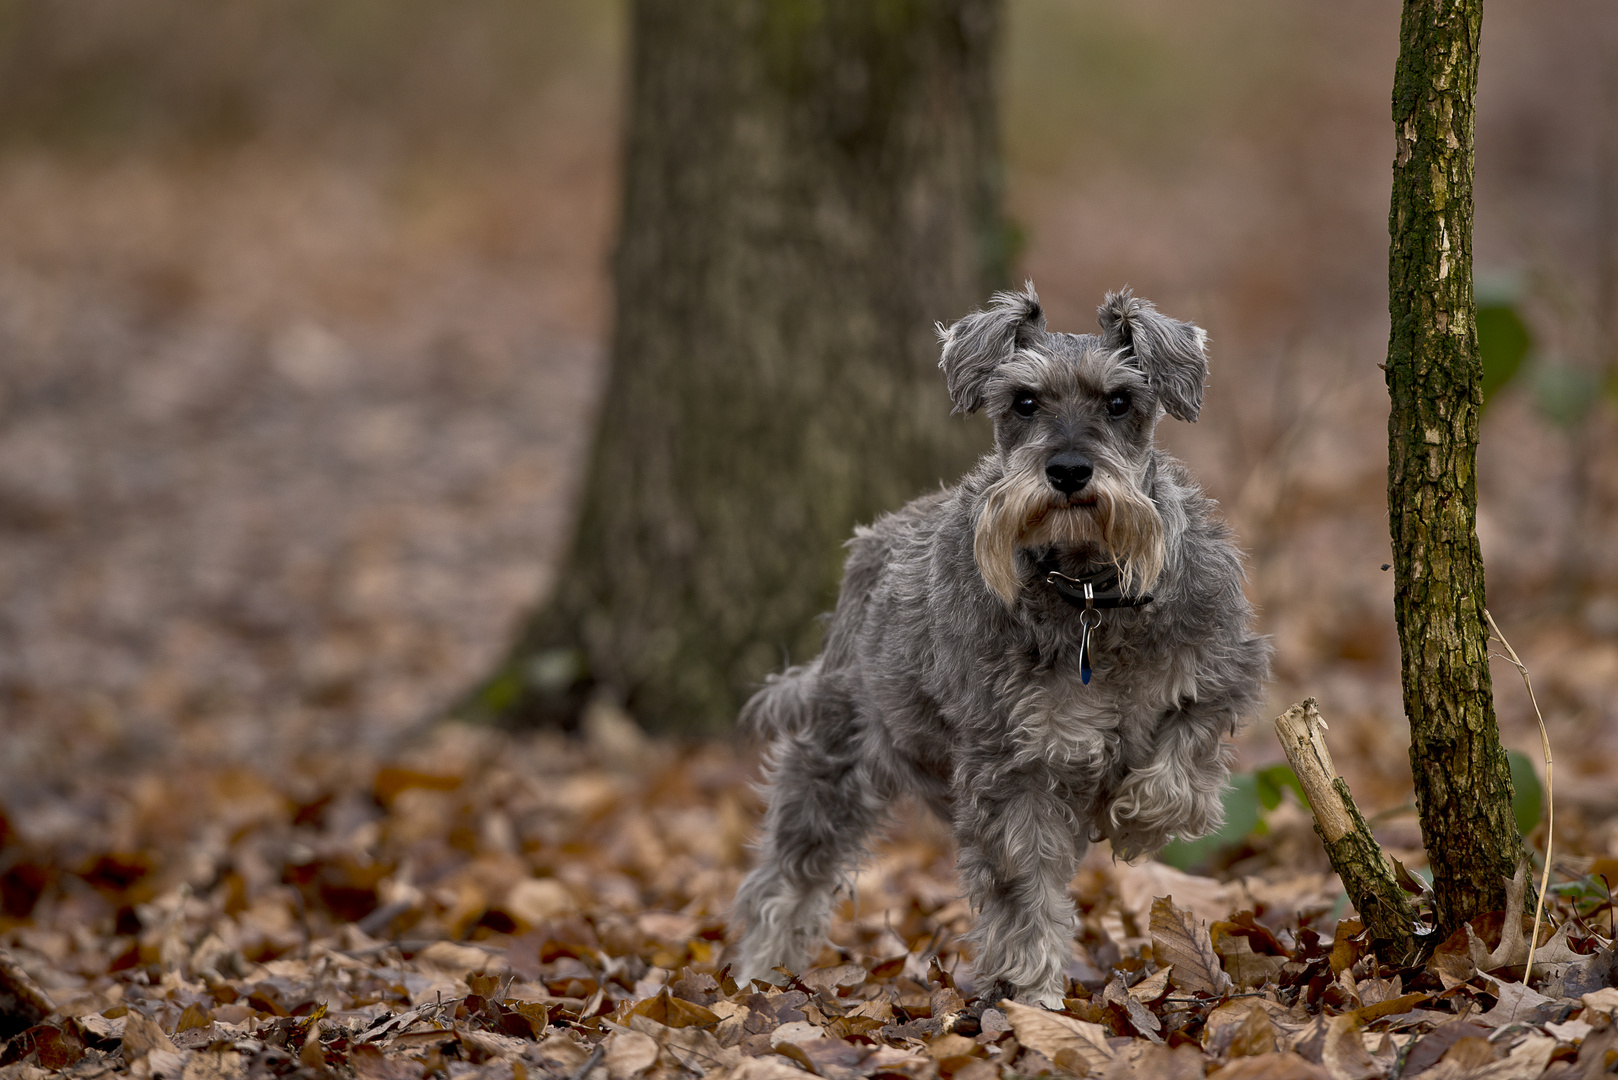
xmin=1385 ymin=0 xmax=1521 ymax=936
xmin=466 ymin=0 xmax=1005 ymax=733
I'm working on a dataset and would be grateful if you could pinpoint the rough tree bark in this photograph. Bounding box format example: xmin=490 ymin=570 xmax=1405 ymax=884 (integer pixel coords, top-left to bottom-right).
xmin=1386 ymin=0 xmax=1521 ymax=935
xmin=466 ymin=1 xmax=1005 ymax=733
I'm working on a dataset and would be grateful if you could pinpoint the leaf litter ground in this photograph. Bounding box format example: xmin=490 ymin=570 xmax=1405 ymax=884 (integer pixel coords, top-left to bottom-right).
xmin=2 ymin=719 xmax=1615 ymax=1080
xmin=2 ymin=22 xmax=1617 ymax=1072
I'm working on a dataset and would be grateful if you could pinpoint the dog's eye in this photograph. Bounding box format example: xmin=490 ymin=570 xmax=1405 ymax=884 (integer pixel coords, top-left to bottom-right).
xmin=1106 ymin=391 xmax=1132 ymax=418
xmin=1011 ymin=391 xmax=1038 ymax=418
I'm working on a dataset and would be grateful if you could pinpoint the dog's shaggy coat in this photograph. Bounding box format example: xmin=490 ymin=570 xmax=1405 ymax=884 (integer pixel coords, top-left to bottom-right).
xmin=732 ymin=285 xmax=1271 ymax=1006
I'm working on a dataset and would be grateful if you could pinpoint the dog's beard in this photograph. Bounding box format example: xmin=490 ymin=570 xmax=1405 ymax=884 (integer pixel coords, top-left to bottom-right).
xmin=974 ymin=462 xmax=1165 ymax=605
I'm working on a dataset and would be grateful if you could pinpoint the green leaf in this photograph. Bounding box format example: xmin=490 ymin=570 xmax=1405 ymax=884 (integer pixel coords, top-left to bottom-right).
xmin=1508 ymin=749 xmax=1542 ymax=835
xmin=1531 ymin=363 xmax=1601 ymax=430
xmin=1159 ymin=772 xmax=1261 ymax=871
xmin=1476 ymin=301 xmax=1531 ymax=406
xmin=1549 ymin=877 xmax=1609 ymax=902
xmin=1255 ymin=764 xmax=1308 ymax=811
xmin=477 ymin=667 xmax=523 ymax=713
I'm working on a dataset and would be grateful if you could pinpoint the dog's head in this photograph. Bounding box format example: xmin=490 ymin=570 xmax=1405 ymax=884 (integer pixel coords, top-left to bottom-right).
xmin=937 ymin=283 xmax=1209 ymax=605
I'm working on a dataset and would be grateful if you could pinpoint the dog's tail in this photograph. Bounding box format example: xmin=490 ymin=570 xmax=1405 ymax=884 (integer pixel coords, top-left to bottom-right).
xmin=737 ymin=660 xmax=821 ymax=742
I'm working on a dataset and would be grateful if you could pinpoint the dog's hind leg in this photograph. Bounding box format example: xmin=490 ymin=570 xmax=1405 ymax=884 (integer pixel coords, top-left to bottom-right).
xmin=955 ymin=778 xmax=1084 ymax=1008
xmin=733 ymin=686 xmax=888 ymax=986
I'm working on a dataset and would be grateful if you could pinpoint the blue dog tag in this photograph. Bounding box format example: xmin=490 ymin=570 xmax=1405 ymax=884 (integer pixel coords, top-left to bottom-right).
xmin=1078 ymin=607 xmax=1100 ymax=685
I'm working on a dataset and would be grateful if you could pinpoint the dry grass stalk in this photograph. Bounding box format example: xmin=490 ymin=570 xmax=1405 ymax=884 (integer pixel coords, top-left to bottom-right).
xmin=1483 ymin=609 xmax=1555 ymax=985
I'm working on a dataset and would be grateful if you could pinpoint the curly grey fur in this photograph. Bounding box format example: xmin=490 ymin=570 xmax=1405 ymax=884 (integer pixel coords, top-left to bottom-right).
xmin=732 ymin=285 xmax=1270 ymax=1007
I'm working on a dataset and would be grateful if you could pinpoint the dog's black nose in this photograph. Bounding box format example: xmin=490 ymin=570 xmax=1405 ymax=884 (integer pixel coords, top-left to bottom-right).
xmin=1046 ymin=452 xmax=1093 ymax=495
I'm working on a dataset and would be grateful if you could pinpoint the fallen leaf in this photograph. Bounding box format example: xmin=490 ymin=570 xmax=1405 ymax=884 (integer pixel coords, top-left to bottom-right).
xmin=1582 ymin=987 xmax=1618 ymax=1015
xmin=930 ymin=985 xmax=965 ymax=1029
xmin=504 ymin=878 xmax=576 ymax=924
xmin=950 ymin=1060 xmax=1000 ymax=1080
xmin=175 ymin=1002 xmax=212 ymax=1032
xmin=868 ymin=956 xmax=906 ymax=979
xmin=630 ymin=1013 xmax=741 ymax=1074
xmin=1399 ymin=1021 xmax=1494 ymax=1077
xmin=1461 ymin=1033 xmax=1554 ymax=1080
xmin=1568 ymin=1026 xmax=1618 ymax=1079
xmin=1542 ymin=947 xmax=1616 ymax=999
xmin=1228 ymin=1007 xmax=1279 ymax=1059
xmin=0 ymin=950 xmax=55 ymax=1031
xmin=535 ymin=1031 xmax=595 ymax=1071
xmin=1001 ymin=1000 xmax=1112 ymax=1072
xmin=1352 ymin=976 xmax=1401 ymax=1008
xmin=181 ymin=1048 xmax=245 ymax=1080
xmin=1215 ymin=932 xmax=1287 ymax=990
xmin=1101 ymin=974 xmax=1162 ymax=1042
xmin=784 ymin=1036 xmax=874 ymax=1075
xmin=1116 ymin=864 xmax=1238 ymax=927
xmin=1317 ymin=1013 xmax=1378 ymax=1080
xmin=1456 ymin=865 xmax=1536 ymax=975
xmin=631 ymin=990 xmax=720 ymax=1028
xmin=1524 ymin=920 xmax=1583 ymax=965
xmin=1328 ymin=920 xmax=1368 ymax=976
xmin=1203 ymin=1000 xmax=1273 ymax=1059
xmin=605 ymin=1029 xmax=660 ymax=1080
xmin=373 ymin=766 xmax=461 ymax=806
xmin=769 ymin=1020 xmax=826 ymax=1048
xmin=719 ymin=1057 xmax=816 ymax=1080
xmin=1128 ymin=968 xmax=1171 ymax=1004
xmin=1207 ymin=1052 xmax=1331 ymax=1080
xmin=799 ymin=964 xmax=866 ymax=996
xmin=461 ymin=1029 xmax=531 ymax=1064
xmin=415 ymin=940 xmax=509 ymax=979
xmin=1351 ymin=993 xmax=1427 ymax=1024
xmin=1476 ymin=975 xmax=1557 ymax=1027
xmin=925 ymin=1036 xmax=970 ymax=1062
xmin=122 ymin=1010 xmax=178 ymax=1061
xmin=1105 ymin=1042 xmax=1206 ymax=1080
xmin=350 ymin=1044 xmax=420 ymax=1080
xmin=1150 ymin=895 xmax=1233 ymax=997
xmin=1544 ymin=1017 xmax=1592 ymax=1044
xmin=0 ymin=1023 xmax=85 ymax=1070
xmin=1434 ymin=1035 xmax=1497 ymax=1070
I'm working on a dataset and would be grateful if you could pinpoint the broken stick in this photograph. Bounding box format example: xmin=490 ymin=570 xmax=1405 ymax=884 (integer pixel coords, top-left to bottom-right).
xmin=1274 ymin=698 xmax=1418 ymax=955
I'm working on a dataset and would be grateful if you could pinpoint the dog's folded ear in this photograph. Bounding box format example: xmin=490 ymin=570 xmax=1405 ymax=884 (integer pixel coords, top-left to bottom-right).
xmin=1098 ymin=289 xmax=1209 ymax=422
xmin=936 ymin=283 xmax=1046 ymax=413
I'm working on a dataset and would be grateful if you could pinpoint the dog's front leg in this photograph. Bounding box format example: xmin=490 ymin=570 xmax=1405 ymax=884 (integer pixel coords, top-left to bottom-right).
xmin=955 ymin=778 xmax=1082 ymax=1009
xmin=1104 ymin=705 xmax=1231 ymax=860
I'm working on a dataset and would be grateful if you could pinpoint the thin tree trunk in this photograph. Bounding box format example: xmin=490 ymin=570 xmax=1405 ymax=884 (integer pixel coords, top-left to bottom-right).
xmin=465 ymin=1 xmax=1004 ymax=733
xmin=1385 ymin=0 xmax=1521 ymax=935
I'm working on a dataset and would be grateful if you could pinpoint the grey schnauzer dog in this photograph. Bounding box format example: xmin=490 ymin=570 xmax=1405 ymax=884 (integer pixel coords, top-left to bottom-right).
xmin=731 ymin=285 xmax=1270 ymax=1007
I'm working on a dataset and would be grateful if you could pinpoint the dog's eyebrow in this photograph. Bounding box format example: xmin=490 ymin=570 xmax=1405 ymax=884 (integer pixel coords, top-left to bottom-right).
xmin=988 ymin=349 xmax=1066 ymax=392
xmin=1102 ymin=372 xmax=1152 ymax=398
xmin=1059 ymin=348 xmax=1152 ymax=397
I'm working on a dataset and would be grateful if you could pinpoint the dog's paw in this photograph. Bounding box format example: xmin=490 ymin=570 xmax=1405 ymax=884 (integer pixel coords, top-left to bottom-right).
xmin=1021 ymin=990 xmax=1066 ymax=1010
xmin=975 ymin=979 xmax=1018 ymax=1010
xmin=1103 ymin=760 xmax=1225 ymax=858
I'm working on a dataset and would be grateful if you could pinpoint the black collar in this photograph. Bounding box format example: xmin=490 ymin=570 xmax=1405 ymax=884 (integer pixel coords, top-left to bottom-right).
xmin=1041 ymin=564 xmax=1154 ymax=610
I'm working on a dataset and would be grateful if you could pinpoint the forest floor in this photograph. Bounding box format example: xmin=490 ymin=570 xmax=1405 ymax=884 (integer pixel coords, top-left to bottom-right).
xmin=4 ymin=5 xmax=1618 ymax=1070
xmin=1 ymin=145 xmax=1616 ymax=1074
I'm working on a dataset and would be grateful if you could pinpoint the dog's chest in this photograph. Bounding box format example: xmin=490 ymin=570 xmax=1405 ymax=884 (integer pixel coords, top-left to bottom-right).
xmin=1007 ymin=672 xmax=1162 ymax=779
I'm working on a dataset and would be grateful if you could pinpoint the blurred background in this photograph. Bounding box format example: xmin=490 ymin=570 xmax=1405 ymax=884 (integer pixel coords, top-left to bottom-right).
xmin=0 ymin=0 xmax=1615 ymax=835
